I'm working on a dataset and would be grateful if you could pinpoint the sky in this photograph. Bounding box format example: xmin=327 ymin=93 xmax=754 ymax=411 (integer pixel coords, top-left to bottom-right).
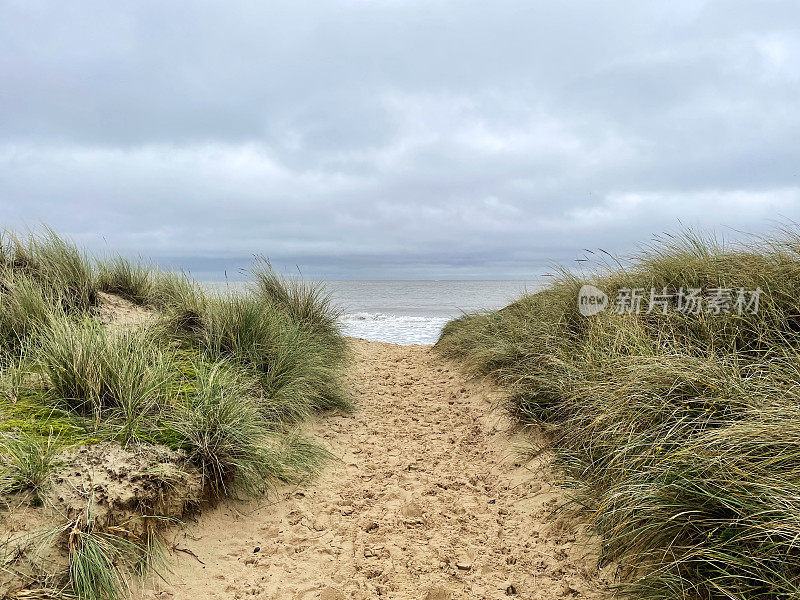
xmin=1 ymin=0 xmax=799 ymax=279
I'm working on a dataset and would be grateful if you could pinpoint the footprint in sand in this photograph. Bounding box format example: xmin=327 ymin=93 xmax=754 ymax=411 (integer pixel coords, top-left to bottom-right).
xmin=137 ymin=339 xmax=614 ymax=600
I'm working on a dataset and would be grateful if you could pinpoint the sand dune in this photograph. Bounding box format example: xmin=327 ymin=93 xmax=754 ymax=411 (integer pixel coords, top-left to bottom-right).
xmin=139 ymin=339 xmax=613 ymax=600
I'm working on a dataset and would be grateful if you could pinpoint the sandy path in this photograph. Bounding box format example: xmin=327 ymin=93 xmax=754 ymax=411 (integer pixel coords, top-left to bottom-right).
xmin=141 ymin=339 xmax=612 ymax=600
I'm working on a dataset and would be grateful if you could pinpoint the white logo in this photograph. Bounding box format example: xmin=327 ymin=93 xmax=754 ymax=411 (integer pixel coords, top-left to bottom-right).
xmin=578 ymin=284 xmax=608 ymax=316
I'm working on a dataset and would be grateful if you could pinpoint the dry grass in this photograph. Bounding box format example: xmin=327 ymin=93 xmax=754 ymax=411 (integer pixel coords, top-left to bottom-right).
xmin=437 ymin=229 xmax=800 ymax=600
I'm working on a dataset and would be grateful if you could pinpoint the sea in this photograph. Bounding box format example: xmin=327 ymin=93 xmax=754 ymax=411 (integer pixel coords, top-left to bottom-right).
xmin=206 ymin=280 xmax=539 ymax=345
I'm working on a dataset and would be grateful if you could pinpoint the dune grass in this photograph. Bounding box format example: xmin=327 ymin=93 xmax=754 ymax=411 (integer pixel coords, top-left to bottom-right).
xmin=251 ymin=257 xmax=344 ymax=340
xmin=166 ymin=359 xmax=327 ymax=495
xmin=96 ymin=255 xmax=207 ymax=323
xmin=34 ymin=319 xmax=174 ymax=441
xmin=0 ymin=271 xmax=63 ymax=359
xmin=179 ymin=258 xmax=350 ymax=421
xmin=96 ymin=255 xmax=154 ymax=305
xmin=0 ymin=226 xmax=97 ymax=313
xmin=0 ymin=227 xmax=349 ymax=598
xmin=436 ymin=230 xmax=800 ymax=600
xmin=0 ymin=432 xmax=63 ymax=504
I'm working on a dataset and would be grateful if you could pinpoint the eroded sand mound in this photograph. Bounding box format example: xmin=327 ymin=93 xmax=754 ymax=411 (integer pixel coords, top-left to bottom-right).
xmin=141 ymin=339 xmax=614 ymax=600
xmin=50 ymin=443 xmax=203 ymax=532
xmin=1 ymin=443 xmax=202 ymax=597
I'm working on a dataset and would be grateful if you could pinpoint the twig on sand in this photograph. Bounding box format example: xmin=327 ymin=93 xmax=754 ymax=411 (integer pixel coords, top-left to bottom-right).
xmin=172 ymin=545 xmax=205 ymax=565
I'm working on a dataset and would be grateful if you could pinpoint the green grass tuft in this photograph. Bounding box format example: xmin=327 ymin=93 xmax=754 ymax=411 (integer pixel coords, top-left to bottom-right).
xmin=0 ymin=226 xmax=97 ymax=313
xmin=0 ymin=432 xmax=62 ymax=503
xmin=66 ymin=513 xmax=143 ymax=600
xmin=196 ymin=293 xmax=350 ymax=420
xmin=251 ymin=257 xmax=343 ymax=340
xmin=33 ymin=318 xmax=174 ymax=443
xmin=96 ymin=255 xmax=154 ymax=304
xmin=167 ymin=360 xmax=278 ymax=494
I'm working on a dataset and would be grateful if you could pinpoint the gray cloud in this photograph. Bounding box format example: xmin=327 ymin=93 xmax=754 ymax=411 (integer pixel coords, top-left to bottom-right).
xmin=1 ymin=0 xmax=799 ymax=278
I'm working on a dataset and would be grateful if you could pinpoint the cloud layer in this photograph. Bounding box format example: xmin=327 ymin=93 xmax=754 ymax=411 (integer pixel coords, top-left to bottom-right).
xmin=2 ymin=0 xmax=799 ymax=278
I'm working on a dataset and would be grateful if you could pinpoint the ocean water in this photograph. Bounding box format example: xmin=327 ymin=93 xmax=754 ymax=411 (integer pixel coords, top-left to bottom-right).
xmin=328 ymin=280 xmax=539 ymax=345
xmin=207 ymin=280 xmax=539 ymax=345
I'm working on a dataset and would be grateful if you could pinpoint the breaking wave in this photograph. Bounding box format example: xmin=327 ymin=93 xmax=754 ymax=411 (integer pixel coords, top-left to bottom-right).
xmin=339 ymin=312 xmax=451 ymax=345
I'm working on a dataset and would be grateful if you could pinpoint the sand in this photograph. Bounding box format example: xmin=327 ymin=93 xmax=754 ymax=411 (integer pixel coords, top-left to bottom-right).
xmin=138 ymin=339 xmax=614 ymax=600
xmin=95 ymin=291 xmax=155 ymax=328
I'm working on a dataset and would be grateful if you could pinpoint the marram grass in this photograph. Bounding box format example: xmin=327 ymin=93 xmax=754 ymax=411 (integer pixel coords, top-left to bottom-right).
xmin=436 ymin=229 xmax=800 ymax=600
xmin=0 ymin=226 xmax=349 ymax=599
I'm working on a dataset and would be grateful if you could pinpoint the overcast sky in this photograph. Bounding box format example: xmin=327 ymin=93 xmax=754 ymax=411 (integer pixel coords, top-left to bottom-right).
xmin=1 ymin=1 xmax=799 ymax=279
